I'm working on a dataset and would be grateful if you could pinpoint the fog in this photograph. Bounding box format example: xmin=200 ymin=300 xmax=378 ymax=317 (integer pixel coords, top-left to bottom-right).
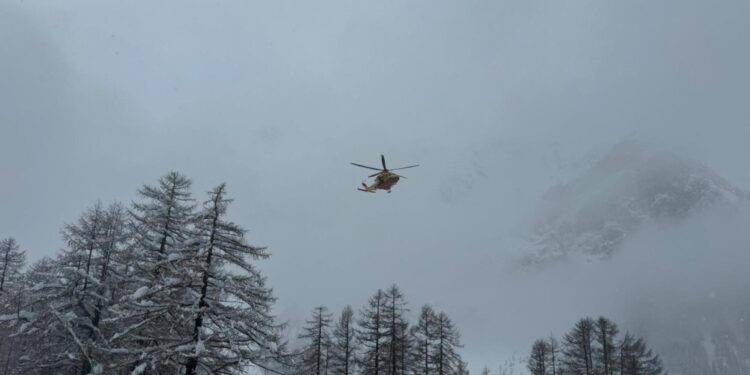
xmin=2 ymin=0 xmax=750 ymax=373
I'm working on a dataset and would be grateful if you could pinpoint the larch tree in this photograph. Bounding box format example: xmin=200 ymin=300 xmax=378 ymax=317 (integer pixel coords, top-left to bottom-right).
xmin=433 ymin=312 xmax=461 ymax=375
xmin=382 ymin=285 xmax=410 ymax=375
xmin=593 ymin=317 xmax=619 ymax=375
xmin=527 ymin=339 xmax=549 ymax=375
xmin=331 ymin=305 xmax=357 ymax=375
xmin=115 ymin=171 xmax=197 ymax=373
xmin=358 ymin=289 xmax=386 ymax=375
xmin=412 ymin=305 xmax=437 ymax=375
xmin=456 ymin=360 xmax=470 ymax=375
xmin=548 ymin=335 xmax=559 ymax=375
xmin=0 ymin=237 xmax=25 ymax=375
xmin=0 ymin=237 xmax=25 ymax=295
xmin=562 ymin=317 xmax=595 ymax=375
xmin=299 ymin=306 xmax=333 ymax=375
xmin=619 ymin=333 xmax=664 ymax=375
xmin=13 ymin=202 xmax=127 ymax=375
xmin=183 ymin=183 xmax=284 ymax=375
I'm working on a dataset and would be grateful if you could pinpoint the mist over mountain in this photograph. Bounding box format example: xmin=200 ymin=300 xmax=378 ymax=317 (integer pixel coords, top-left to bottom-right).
xmin=515 ymin=141 xmax=750 ymax=374
xmin=524 ymin=141 xmax=746 ymax=263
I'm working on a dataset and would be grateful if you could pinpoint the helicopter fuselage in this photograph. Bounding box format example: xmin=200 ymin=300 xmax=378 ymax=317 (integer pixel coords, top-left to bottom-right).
xmin=374 ymin=172 xmax=400 ymax=190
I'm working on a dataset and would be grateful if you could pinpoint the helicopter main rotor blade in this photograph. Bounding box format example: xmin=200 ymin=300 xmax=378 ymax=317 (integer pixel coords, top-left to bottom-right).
xmin=368 ymin=172 xmax=381 ymax=178
xmin=351 ymin=163 xmax=383 ymax=171
xmin=381 ymin=154 xmax=387 ymax=170
xmin=389 ymin=164 xmax=419 ymax=171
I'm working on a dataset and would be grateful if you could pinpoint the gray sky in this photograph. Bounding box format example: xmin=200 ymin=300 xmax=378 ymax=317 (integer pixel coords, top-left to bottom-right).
xmin=2 ymin=0 xmax=750 ymax=371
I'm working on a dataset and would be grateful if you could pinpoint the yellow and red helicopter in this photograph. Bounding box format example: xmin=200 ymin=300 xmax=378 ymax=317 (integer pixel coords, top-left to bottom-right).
xmin=351 ymin=155 xmax=419 ymax=193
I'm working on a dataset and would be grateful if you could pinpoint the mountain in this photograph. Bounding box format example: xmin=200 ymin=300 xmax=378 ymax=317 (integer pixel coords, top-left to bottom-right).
xmin=523 ymin=140 xmax=745 ymax=264
xmin=515 ymin=141 xmax=750 ymax=374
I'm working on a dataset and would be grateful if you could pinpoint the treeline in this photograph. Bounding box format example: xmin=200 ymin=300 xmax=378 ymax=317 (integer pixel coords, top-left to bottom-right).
xmin=0 ymin=172 xmax=284 ymax=374
xmin=527 ymin=317 xmax=663 ymax=375
xmin=290 ymin=285 xmax=468 ymax=375
xmin=0 ymin=172 xmax=471 ymax=375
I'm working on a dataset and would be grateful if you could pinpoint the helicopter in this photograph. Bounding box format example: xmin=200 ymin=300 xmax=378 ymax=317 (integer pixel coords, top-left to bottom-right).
xmin=351 ymin=154 xmax=419 ymax=193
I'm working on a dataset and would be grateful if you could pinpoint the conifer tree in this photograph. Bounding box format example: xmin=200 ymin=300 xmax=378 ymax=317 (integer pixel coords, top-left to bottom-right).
xmin=115 ymin=171 xmax=197 ymax=373
xmin=412 ymin=305 xmax=437 ymax=375
xmin=332 ymin=305 xmax=357 ymax=375
xmin=548 ymin=335 xmax=559 ymax=375
xmin=299 ymin=306 xmax=333 ymax=375
xmin=562 ymin=317 xmax=595 ymax=375
xmin=13 ymin=203 xmax=128 ymax=375
xmin=184 ymin=183 xmax=284 ymax=374
xmin=433 ymin=312 xmax=461 ymax=375
xmin=619 ymin=333 xmax=664 ymax=375
xmin=358 ymin=289 xmax=386 ymax=375
xmin=0 ymin=237 xmax=25 ymax=374
xmin=528 ymin=339 xmax=549 ymax=375
xmin=382 ymin=285 xmax=410 ymax=375
xmin=593 ymin=317 xmax=619 ymax=375
xmin=456 ymin=360 xmax=470 ymax=375
xmin=0 ymin=237 xmax=25 ymax=295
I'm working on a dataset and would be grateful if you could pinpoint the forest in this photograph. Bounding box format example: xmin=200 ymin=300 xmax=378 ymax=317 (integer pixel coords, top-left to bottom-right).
xmin=0 ymin=172 xmax=473 ymax=375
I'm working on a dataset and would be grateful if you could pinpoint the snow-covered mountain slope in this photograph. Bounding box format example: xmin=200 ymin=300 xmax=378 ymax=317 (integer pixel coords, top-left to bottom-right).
xmin=523 ymin=141 xmax=745 ymax=263
xmin=514 ymin=141 xmax=750 ymax=374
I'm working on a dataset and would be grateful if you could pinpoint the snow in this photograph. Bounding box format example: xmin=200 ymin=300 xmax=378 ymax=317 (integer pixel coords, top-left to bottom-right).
xmin=131 ymin=286 xmax=149 ymax=300
xmin=130 ymin=363 xmax=148 ymax=375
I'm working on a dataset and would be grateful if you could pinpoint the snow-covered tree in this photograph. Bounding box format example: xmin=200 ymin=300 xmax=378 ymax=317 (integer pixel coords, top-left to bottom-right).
xmin=358 ymin=289 xmax=386 ymax=375
xmin=456 ymin=360 xmax=469 ymax=375
xmin=0 ymin=237 xmax=26 ymax=374
xmin=433 ymin=312 xmax=461 ymax=375
xmin=0 ymin=237 xmax=25 ymax=295
xmin=113 ymin=171 xmax=197 ymax=373
xmin=11 ymin=202 xmax=128 ymax=375
xmin=331 ymin=305 xmax=357 ymax=375
xmin=298 ymin=306 xmax=333 ymax=375
xmin=412 ymin=305 xmax=437 ymax=375
xmin=182 ymin=183 xmax=284 ymax=375
xmin=382 ymin=285 xmax=410 ymax=375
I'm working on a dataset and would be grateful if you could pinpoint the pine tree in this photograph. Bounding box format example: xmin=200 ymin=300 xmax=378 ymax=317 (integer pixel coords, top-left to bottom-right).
xmin=480 ymin=366 xmax=491 ymax=375
xmin=358 ymin=289 xmax=387 ymax=375
xmin=412 ymin=305 xmax=437 ymax=375
xmin=0 ymin=238 xmax=25 ymax=295
xmin=299 ymin=306 xmax=333 ymax=375
xmin=331 ymin=305 xmax=357 ymax=375
xmin=593 ymin=317 xmax=619 ymax=375
xmin=433 ymin=312 xmax=461 ymax=375
xmin=183 ymin=183 xmax=284 ymax=375
xmin=528 ymin=339 xmax=549 ymax=375
xmin=562 ymin=317 xmax=595 ymax=375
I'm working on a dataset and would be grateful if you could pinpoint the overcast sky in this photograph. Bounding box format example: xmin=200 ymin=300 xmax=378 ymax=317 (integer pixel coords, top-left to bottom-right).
xmin=2 ymin=0 xmax=750 ymax=371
